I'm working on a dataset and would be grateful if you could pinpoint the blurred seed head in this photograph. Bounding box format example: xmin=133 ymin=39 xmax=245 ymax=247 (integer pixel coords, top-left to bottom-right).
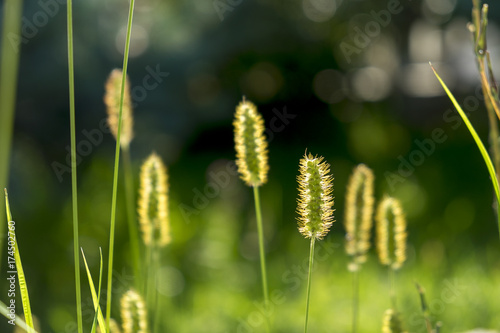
xmin=233 ymin=97 xmax=269 ymax=187
xmin=296 ymin=152 xmax=335 ymax=240
xmin=382 ymin=309 xmax=406 ymax=333
xmin=120 ymin=289 xmax=148 ymax=333
xmin=138 ymin=152 xmax=170 ymax=247
xmin=104 ymin=69 xmax=134 ymax=149
xmin=376 ymin=196 xmax=407 ymax=270
xmin=344 ymin=164 xmax=375 ymax=271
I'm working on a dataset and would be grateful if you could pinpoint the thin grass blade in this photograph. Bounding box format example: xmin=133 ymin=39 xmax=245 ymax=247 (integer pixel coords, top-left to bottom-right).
xmin=4 ymin=189 xmax=35 ymax=333
xmin=431 ymin=64 xmax=500 ymax=237
xmin=81 ymin=248 xmax=107 ymax=333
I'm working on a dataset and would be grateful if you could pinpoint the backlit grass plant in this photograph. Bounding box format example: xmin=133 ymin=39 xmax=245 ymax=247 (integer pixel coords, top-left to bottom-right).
xmin=344 ymin=164 xmax=375 ymax=333
xmin=376 ymin=196 xmax=407 ymax=311
xmin=296 ymin=152 xmax=334 ymax=333
xmin=233 ymin=97 xmax=270 ymax=322
xmin=138 ymin=152 xmax=170 ymax=330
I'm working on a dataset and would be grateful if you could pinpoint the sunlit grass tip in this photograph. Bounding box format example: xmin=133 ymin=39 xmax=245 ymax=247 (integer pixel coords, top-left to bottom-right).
xmin=376 ymin=196 xmax=407 ymax=270
xmin=104 ymin=68 xmax=134 ymax=149
xmin=138 ymin=152 xmax=170 ymax=247
xmin=233 ymin=97 xmax=269 ymax=187
xmin=120 ymin=289 xmax=148 ymax=333
xmin=344 ymin=163 xmax=375 ymax=271
xmin=382 ymin=309 xmax=406 ymax=333
xmin=297 ymin=152 xmax=335 ymax=240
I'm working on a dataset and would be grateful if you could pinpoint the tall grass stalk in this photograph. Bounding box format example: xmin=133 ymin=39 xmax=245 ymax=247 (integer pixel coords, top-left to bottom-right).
xmin=253 ymin=186 xmax=269 ymax=306
xmin=296 ymin=153 xmax=334 ymax=333
xmin=0 ymin=0 xmax=23 ymax=275
xmin=106 ymin=0 xmax=136 ymax=330
xmin=65 ymin=0 xmax=83 ymax=331
xmin=304 ymin=237 xmax=315 ymax=333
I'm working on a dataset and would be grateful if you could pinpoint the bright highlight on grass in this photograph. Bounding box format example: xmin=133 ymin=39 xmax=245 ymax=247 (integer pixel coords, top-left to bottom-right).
xmin=296 ymin=152 xmax=334 ymax=333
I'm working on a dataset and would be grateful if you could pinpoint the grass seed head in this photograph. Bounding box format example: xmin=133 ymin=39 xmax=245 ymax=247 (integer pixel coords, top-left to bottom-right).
xmin=382 ymin=309 xmax=406 ymax=333
xmin=138 ymin=152 xmax=170 ymax=247
xmin=104 ymin=68 xmax=134 ymax=149
xmin=120 ymin=289 xmax=148 ymax=333
xmin=296 ymin=152 xmax=335 ymax=240
xmin=376 ymin=196 xmax=407 ymax=270
xmin=344 ymin=164 xmax=375 ymax=271
xmin=233 ymin=97 xmax=269 ymax=187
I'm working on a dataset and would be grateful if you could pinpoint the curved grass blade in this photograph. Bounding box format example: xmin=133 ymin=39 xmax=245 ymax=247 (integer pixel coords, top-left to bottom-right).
xmin=4 ymin=189 xmax=35 ymax=333
xmin=431 ymin=64 xmax=500 ymax=237
xmin=81 ymin=248 xmax=106 ymax=333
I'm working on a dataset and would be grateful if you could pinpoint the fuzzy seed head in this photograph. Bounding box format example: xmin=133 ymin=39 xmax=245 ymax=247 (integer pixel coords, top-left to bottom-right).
xmin=138 ymin=152 xmax=170 ymax=247
xmin=233 ymin=98 xmax=269 ymax=187
xmin=376 ymin=196 xmax=407 ymax=270
xmin=382 ymin=309 xmax=406 ymax=333
xmin=344 ymin=164 xmax=375 ymax=271
xmin=296 ymin=152 xmax=335 ymax=240
xmin=104 ymin=69 xmax=134 ymax=149
xmin=120 ymin=289 xmax=148 ymax=333
xmin=97 ymin=318 xmax=121 ymax=333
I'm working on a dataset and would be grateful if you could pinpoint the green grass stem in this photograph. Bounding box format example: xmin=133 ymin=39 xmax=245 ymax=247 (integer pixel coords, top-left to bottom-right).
xmin=351 ymin=270 xmax=359 ymax=333
xmin=253 ymin=186 xmax=271 ymax=332
xmin=105 ymin=0 xmax=136 ymax=330
xmin=66 ymin=0 xmax=83 ymax=331
xmin=253 ymin=186 xmax=269 ymax=304
xmin=304 ymin=237 xmax=315 ymax=333
xmin=0 ymin=0 xmax=23 ymax=274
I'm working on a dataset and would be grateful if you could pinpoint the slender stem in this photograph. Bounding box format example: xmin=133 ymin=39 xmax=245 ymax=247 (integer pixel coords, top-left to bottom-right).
xmin=0 ymin=0 xmax=23 ymax=278
xmin=351 ymin=269 xmax=359 ymax=333
xmin=105 ymin=0 xmax=136 ymax=330
xmin=389 ymin=268 xmax=397 ymax=310
xmin=123 ymin=148 xmax=142 ymax=289
xmin=253 ymin=186 xmax=269 ymax=304
xmin=66 ymin=1 xmax=83 ymax=332
xmin=304 ymin=237 xmax=315 ymax=333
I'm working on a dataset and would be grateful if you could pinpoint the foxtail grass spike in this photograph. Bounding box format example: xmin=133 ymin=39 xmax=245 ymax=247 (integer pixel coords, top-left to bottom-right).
xmin=382 ymin=309 xmax=406 ymax=333
xmin=296 ymin=152 xmax=334 ymax=333
xmin=121 ymin=289 xmax=149 ymax=333
xmin=233 ymin=97 xmax=269 ymax=187
xmin=104 ymin=69 xmax=134 ymax=149
xmin=297 ymin=152 xmax=335 ymax=240
xmin=344 ymin=163 xmax=375 ymax=271
xmin=138 ymin=152 xmax=170 ymax=247
xmin=376 ymin=196 xmax=407 ymax=270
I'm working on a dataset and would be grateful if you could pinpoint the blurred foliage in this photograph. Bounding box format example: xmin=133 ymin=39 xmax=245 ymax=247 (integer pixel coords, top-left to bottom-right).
xmin=2 ymin=0 xmax=500 ymax=331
